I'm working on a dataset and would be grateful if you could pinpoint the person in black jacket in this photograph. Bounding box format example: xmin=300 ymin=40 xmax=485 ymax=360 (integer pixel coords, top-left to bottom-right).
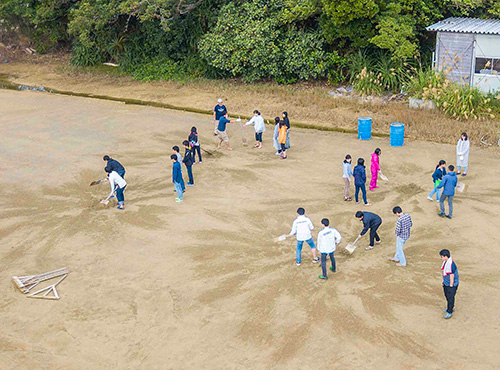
xmin=182 ymin=140 xmax=194 ymax=186
xmin=355 ymin=211 xmax=382 ymax=250
xmin=103 ymin=155 xmax=125 ymax=178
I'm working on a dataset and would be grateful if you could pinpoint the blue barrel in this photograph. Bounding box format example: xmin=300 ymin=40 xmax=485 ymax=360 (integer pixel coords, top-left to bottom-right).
xmin=358 ymin=117 xmax=372 ymax=140
xmin=390 ymin=123 xmax=405 ymax=147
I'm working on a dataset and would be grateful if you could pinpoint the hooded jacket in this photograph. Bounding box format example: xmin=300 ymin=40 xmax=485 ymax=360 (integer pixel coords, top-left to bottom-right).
xmin=436 ymin=172 xmax=458 ymax=196
xmin=353 ymin=165 xmax=366 ymax=186
xmin=432 ymin=167 xmax=446 ymax=183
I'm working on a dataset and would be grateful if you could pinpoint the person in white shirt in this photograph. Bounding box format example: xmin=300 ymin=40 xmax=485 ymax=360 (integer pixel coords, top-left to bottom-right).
xmin=317 ymin=218 xmax=342 ymax=280
xmin=245 ymin=110 xmax=266 ymax=149
xmin=288 ymin=207 xmax=318 ymax=266
xmin=106 ymin=169 xmax=127 ymax=210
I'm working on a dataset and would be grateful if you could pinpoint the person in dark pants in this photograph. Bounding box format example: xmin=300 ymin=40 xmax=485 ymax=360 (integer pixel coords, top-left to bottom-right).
xmin=188 ymin=126 xmax=202 ymax=164
xmin=355 ymin=211 xmax=382 ymax=250
xmin=353 ymin=158 xmax=370 ymax=206
xmin=440 ymin=249 xmax=459 ymax=319
xmin=437 ymin=165 xmax=458 ymax=219
xmin=317 ymin=218 xmax=342 ymax=280
xmin=103 ymin=155 xmax=125 ymax=178
xmin=182 ymin=140 xmax=194 ymax=186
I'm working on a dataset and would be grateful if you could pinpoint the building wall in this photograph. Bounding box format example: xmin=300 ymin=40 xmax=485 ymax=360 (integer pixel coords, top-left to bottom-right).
xmin=435 ymin=32 xmax=474 ymax=85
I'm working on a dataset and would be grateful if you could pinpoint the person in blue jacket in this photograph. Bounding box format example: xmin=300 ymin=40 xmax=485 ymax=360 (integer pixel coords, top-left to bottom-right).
xmin=103 ymin=155 xmax=125 ymax=178
xmin=437 ymin=165 xmax=458 ymax=219
xmin=427 ymin=160 xmax=446 ymax=202
xmin=353 ymin=158 xmax=370 ymax=206
xmin=171 ymin=154 xmax=184 ymax=203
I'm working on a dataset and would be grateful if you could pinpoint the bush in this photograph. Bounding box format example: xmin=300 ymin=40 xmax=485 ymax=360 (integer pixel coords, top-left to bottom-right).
xmin=352 ymin=67 xmax=384 ymax=96
xmin=404 ymin=67 xmax=446 ymax=98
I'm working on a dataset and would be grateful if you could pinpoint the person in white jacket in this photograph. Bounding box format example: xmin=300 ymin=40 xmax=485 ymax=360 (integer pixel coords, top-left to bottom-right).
xmin=288 ymin=207 xmax=318 ymax=266
xmin=456 ymin=132 xmax=470 ymax=176
xmin=245 ymin=110 xmax=266 ymax=149
xmin=317 ymin=218 xmax=342 ymax=280
xmin=106 ymin=169 xmax=127 ymax=210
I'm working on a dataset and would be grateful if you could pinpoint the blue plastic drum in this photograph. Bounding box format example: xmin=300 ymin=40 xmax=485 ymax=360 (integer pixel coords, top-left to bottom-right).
xmin=390 ymin=123 xmax=405 ymax=147
xmin=358 ymin=117 xmax=372 ymax=140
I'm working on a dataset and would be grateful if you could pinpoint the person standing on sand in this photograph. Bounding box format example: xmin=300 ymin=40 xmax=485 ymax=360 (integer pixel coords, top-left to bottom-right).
xmin=213 ymin=98 xmax=227 ymax=135
xmin=182 ymin=140 xmax=194 ymax=186
xmin=317 ymin=218 xmax=342 ymax=280
xmin=216 ymin=111 xmax=238 ymax=150
xmin=273 ymin=117 xmax=281 ymax=155
xmin=427 ymin=160 xmax=446 ymax=202
xmin=172 ymin=146 xmax=186 ymax=192
xmin=390 ymin=206 xmax=412 ymax=267
xmin=278 ymin=119 xmax=288 ymax=159
xmin=103 ymin=155 xmax=125 ymax=178
xmin=353 ymin=158 xmax=370 ymax=206
xmin=171 ymin=154 xmax=184 ymax=203
xmin=456 ymin=132 xmax=470 ymax=176
xmin=283 ymin=111 xmax=291 ymax=151
xmin=105 ymin=168 xmax=127 ymax=210
xmin=436 ymin=165 xmax=457 ymax=219
xmin=440 ymin=249 xmax=459 ymax=319
xmin=355 ymin=211 xmax=382 ymax=250
xmin=245 ymin=110 xmax=266 ymax=149
xmin=288 ymin=207 xmax=319 ymax=266
xmin=369 ymin=148 xmax=382 ymax=191
xmin=189 ymin=127 xmax=202 ymax=164
xmin=343 ymin=154 xmax=353 ymax=201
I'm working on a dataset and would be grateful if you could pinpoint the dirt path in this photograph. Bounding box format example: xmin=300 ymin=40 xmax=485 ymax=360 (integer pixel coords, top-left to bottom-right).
xmin=1 ymin=89 xmax=499 ymax=369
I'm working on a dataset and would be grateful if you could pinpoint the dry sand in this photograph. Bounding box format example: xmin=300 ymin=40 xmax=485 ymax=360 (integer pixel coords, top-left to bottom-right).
xmin=1 ymin=89 xmax=500 ymax=370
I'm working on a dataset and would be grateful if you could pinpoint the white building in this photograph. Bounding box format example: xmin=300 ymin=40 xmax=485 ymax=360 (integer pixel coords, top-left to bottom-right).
xmin=426 ymin=17 xmax=500 ymax=93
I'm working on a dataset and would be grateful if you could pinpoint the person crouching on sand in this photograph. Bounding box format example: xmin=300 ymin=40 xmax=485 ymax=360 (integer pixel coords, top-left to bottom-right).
xmin=106 ymin=168 xmax=127 ymax=210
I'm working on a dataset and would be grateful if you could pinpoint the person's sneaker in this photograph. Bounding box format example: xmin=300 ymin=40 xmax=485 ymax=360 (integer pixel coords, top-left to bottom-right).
xmin=199 ymin=161 xmax=202 ymax=164
xmin=187 ymin=183 xmax=194 ymax=186
xmin=436 ymin=199 xmax=440 ymax=203
xmin=443 ymin=308 xmax=455 ymax=313
xmin=444 ymin=312 xmax=453 ymax=319
xmin=375 ymin=240 xmax=381 ymax=244
xmin=389 ymin=258 xmax=399 ymax=262
xmin=312 ymin=258 xmax=320 ymax=263
xmin=445 ymin=215 xmax=452 ymax=219
xmin=427 ymin=196 xmax=433 ymax=201
xmin=296 ymin=261 xmax=301 ymax=266
xmin=318 ymin=275 xmax=328 ymax=280
xmin=438 ymin=212 xmax=445 ymax=217
xmin=176 ymin=198 xmax=183 ymax=203
xmin=395 ymin=263 xmax=406 ymax=267
xmin=329 ymin=267 xmax=336 ymax=273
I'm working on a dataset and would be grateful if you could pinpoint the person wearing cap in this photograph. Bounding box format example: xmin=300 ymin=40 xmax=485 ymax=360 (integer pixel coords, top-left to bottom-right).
xmin=103 ymin=155 xmax=125 ymax=178
xmin=317 ymin=218 xmax=342 ymax=280
xmin=245 ymin=110 xmax=266 ymax=149
xmin=216 ymin=111 xmax=237 ymax=150
xmin=213 ymin=98 xmax=227 ymax=135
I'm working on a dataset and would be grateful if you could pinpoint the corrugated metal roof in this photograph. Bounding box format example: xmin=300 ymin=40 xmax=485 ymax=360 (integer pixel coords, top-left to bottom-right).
xmin=426 ymin=17 xmax=500 ymax=35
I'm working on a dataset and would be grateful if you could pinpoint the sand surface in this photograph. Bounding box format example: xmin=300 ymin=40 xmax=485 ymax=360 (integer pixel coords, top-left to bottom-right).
xmin=1 ymin=89 xmax=500 ymax=369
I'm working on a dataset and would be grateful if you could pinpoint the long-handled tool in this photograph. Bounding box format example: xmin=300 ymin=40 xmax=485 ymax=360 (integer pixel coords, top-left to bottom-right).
xmin=345 ymin=236 xmax=360 ymax=254
xmin=12 ymin=267 xmax=68 ymax=294
xmin=27 ymin=274 xmax=67 ymax=300
xmin=238 ymin=118 xmax=248 ymax=146
xmin=380 ymin=172 xmax=389 ymax=181
xmin=90 ymin=179 xmax=107 ymax=186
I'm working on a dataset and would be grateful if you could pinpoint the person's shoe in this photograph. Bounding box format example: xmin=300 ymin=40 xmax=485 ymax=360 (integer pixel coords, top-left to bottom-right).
xmin=445 ymin=215 xmax=452 ymax=219
xmin=296 ymin=262 xmax=301 ymax=266
xmin=355 ymin=201 xmax=359 ymax=205
xmin=347 ymin=197 xmax=352 ymax=201
xmin=109 ymin=195 xmax=115 ymax=199
xmin=365 ymin=246 xmax=374 ymax=250
xmin=375 ymin=240 xmax=381 ymax=244
xmin=176 ymin=198 xmax=183 ymax=203
xmin=199 ymin=161 xmax=203 ymax=164
xmin=444 ymin=312 xmax=453 ymax=319
xmin=443 ymin=308 xmax=455 ymax=313
xmin=318 ymin=275 xmax=328 ymax=280
xmin=117 ymin=205 xmax=124 ymax=210
xmin=187 ymin=183 xmax=194 ymax=186
xmin=312 ymin=258 xmax=320 ymax=263
xmin=395 ymin=263 xmax=406 ymax=267
xmin=436 ymin=199 xmax=440 ymax=203
xmin=438 ymin=212 xmax=445 ymax=217
xmin=389 ymin=258 xmax=399 ymax=262
xmin=462 ymin=173 xmax=467 ymax=177
xmin=364 ymin=203 xmax=371 ymax=207
xmin=329 ymin=267 xmax=336 ymax=273
xmin=427 ymin=196 xmax=433 ymax=201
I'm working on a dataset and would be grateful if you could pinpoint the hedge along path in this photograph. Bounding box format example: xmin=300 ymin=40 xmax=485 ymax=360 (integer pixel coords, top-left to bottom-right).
xmin=0 ymin=73 xmax=389 ymax=138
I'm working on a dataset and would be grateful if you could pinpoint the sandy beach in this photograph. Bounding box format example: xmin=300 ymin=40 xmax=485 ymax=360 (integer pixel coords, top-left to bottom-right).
xmin=1 ymin=89 xmax=500 ymax=369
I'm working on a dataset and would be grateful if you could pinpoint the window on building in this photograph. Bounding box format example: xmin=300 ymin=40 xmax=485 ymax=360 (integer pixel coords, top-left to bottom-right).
xmin=475 ymin=58 xmax=500 ymax=75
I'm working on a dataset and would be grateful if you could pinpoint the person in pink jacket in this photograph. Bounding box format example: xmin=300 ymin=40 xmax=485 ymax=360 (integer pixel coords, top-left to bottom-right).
xmin=369 ymin=148 xmax=382 ymax=191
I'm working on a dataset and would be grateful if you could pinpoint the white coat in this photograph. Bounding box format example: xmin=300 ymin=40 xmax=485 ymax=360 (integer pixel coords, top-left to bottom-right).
xmin=245 ymin=115 xmax=266 ymax=133
xmin=317 ymin=227 xmax=342 ymax=254
xmin=456 ymin=139 xmax=470 ymax=168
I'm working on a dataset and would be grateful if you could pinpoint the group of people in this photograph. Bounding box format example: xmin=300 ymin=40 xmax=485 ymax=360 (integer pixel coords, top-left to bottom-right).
xmin=97 ymin=101 xmax=468 ymax=319
xmin=342 ymin=148 xmax=386 ymax=205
